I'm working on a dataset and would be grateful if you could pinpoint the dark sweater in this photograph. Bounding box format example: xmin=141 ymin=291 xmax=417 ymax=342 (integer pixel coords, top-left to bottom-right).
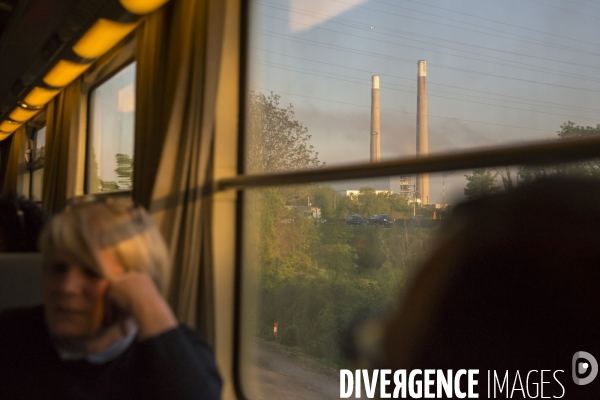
xmin=0 ymin=307 xmax=221 ymax=399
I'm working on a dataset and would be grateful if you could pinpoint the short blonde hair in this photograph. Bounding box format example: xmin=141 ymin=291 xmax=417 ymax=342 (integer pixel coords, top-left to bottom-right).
xmin=39 ymin=198 xmax=169 ymax=293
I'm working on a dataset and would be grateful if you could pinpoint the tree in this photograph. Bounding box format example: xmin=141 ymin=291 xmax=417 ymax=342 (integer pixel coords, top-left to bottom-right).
xmin=115 ymin=153 xmax=133 ymax=189
xmin=312 ymin=186 xmax=338 ymax=220
xmin=517 ymin=165 xmax=548 ymax=185
xmin=557 ymin=120 xmax=600 ymax=141
xmin=495 ymin=167 xmax=515 ymax=191
xmin=512 ymin=122 xmax=600 ymax=185
xmin=464 ymin=168 xmax=501 ymax=200
xmin=100 ymin=180 xmax=119 ymax=191
xmin=246 ymin=91 xmax=324 ymax=173
xmin=555 ymin=121 xmax=600 ymax=178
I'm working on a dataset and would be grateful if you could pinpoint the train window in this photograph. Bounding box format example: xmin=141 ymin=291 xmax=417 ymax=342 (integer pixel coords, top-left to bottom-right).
xmin=86 ymin=62 xmax=136 ymax=193
xmin=239 ymin=0 xmax=600 ymax=397
xmin=18 ymin=139 xmax=31 ymax=200
xmin=20 ymin=171 xmax=30 ymax=200
xmin=29 ymin=126 xmax=46 ymax=202
xmin=30 ymin=168 xmax=44 ymax=202
xmin=17 ymin=125 xmax=45 ymax=201
xmin=32 ymin=127 xmax=46 ymax=164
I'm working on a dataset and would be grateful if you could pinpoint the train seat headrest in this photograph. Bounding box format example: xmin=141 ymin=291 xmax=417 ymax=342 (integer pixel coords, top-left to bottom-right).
xmin=0 ymin=253 xmax=43 ymax=312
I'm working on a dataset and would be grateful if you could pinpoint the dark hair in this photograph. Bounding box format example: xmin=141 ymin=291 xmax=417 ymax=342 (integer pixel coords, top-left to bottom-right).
xmin=384 ymin=177 xmax=600 ymax=396
xmin=0 ymin=193 xmax=47 ymax=252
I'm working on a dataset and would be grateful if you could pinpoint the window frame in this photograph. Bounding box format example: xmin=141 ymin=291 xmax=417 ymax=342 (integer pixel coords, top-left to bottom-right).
xmin=81 ymin=40 xmax=136 ymax=196
xmin=22 ymin=112 xmax=47 ymax=203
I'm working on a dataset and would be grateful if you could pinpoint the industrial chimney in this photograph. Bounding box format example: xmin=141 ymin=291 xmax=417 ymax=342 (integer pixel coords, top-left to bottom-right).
xmin=416 ymin=61 xmax=429 ymax=205
xmin=370 ymin=75 xmax=380 ymax=163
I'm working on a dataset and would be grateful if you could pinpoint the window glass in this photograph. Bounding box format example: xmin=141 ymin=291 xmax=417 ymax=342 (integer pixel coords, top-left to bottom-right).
xmin=243 ymin=0 xmax=600 ymax=396
xmin=240 ymin=176 xmax=451 ymax=398
xmin=246 ymin=0 xmax=600 ymax=203
xmin=33 ymin=126 xmax=46 ymax=163
xmin=20 ymin=171 xmax=30 ymax=200
xmin=87 ymin=62 xmax=136 ymax=193
xmin=240 ymin=161 xmax=600 ymax=397
xmin=31 ymin=168 xmax=43 ymax=202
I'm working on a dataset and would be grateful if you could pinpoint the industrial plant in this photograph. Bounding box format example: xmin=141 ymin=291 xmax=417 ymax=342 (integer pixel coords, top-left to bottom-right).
xmin=340 ymin=60 xmax=431 ymax=205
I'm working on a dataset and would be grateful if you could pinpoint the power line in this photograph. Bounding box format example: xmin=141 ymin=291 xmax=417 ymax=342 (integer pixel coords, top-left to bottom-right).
xmin=257 ymin=0 xmax=586 ymax=56
xmin=258 ymin=0 xmax=600 ymax=79
xmin=249 ymin=86 xmax=556 ymax=133
xmin=252 ymin=46 xmax=600 ymax=113
xmin=255 ymin=57 xmax=596 ymax=118
xmin=253 ymin=58 xmax=600 ymax=122
xmin=361 ymin=1 xmax=600 ymax=57
xmin=481 ymin=0 xmax=600 ymax=26
xmin=562 ymin=0 xmax=600 ymax=10
xmin=376 ymin=0 xmax=600 ymax=48
xmin=422 ymin=82 xmax=599 ymax=113
xmin=254 ymin=29 xmax=600 ymax=94
xmin=329 ymin=0 xmax=600 ymax=56
xmin=523 ymin=0 xmax=600 ymax=20
xmin=564 ymin=0 xmax=600 ymax=10
xmin=257 ymin=11 xmax=600 ymax=75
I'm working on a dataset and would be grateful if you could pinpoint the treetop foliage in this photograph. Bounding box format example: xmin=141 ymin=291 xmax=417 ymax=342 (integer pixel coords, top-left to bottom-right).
xmin=464 ymin=168 xmax=501 ymax=200
xmin=98 ymin=153 xmax=133 ymax=191
xmin=464 ymin=121 xmax=600 ymax=199
xmin=115 ymin=153 xmax=133 ymax=189
xmin=246 ymin=91 xmax=324 ymax=173
xmin=557 ymin=120 xmax=600 ymax=140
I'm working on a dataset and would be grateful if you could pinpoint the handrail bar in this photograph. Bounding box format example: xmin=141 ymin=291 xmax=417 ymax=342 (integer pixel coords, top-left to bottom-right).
xmin=217 ymin=137 xmax=600 ymax=191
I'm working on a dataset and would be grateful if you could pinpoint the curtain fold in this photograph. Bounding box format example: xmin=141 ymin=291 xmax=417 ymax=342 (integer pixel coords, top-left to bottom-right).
xmin=138 ymin=0 xmax=226 ymax=346
xmin=0 ymin=138 xmax=11 ymax=191
xmin=1 ymin=125 xmax=26 ymax=193
xmin=132 ymin=3 xmax=171 ymax=209
xmin=42 ymin=78 xmax=81 ymax=214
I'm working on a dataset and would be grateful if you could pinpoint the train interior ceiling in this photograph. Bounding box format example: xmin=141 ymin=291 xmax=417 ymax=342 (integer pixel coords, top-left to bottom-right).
xmin=1 ymin=0 xmax=600 ymax=399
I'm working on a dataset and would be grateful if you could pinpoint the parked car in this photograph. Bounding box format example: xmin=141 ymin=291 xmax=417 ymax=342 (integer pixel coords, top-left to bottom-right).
xmin=346 ymin=214 xmax=368 ymax=226
xmin=369 ymin=214 xmax=395 ymax=227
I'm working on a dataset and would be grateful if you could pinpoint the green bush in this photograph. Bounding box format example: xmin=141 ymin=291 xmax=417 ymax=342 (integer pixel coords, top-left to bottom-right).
xmin=253 ymin=186 xmax=438 ymax=365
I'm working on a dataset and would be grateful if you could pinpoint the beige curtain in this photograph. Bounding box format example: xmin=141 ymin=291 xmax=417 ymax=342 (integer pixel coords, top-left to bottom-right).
xmin=42 ymin=79 xmax=81 ymax=214
xmin=1 ymin=125 xmax=26 ymax=193
xmin=132 ymin=3 xmax=171 ymax=208
xmin=136 ymin=0 xmax=226 ymax=346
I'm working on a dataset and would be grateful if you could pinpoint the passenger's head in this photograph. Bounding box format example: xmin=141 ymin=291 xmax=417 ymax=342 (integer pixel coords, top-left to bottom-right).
xmin=0 ymin=192 xmax=47 ymax=252
xmin=39 ymin=198 xmax=169 ymax=340
xmin=384 ymin=177 xmax=600 ymax=394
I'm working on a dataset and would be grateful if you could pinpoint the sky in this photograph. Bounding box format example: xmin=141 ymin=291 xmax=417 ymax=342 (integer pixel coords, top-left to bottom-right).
xmin=91 ymin=62 xmax=136 ymax=189
xmin=247 ymin=0 xmax=600 ymax=204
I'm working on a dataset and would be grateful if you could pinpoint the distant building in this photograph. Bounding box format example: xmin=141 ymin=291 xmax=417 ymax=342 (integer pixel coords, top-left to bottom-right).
xmin=331 ymin=177 xmax=400 ymax=193
xmin=400 ymin=175 xmax=415 ymax=201
xmin=338 ymin=190 xmax=393 ymax=198
xmin=286 ymin=205 xmax=321 ymax=219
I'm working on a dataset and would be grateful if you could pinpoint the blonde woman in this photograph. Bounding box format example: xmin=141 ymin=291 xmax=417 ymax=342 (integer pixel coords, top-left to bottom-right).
xmin=0 ymin=198 xmax=221 ymax=399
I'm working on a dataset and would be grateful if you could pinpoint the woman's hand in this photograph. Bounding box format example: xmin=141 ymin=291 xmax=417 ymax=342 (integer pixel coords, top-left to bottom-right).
xmin=100 ymin=249 xmax=177 ymax=340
